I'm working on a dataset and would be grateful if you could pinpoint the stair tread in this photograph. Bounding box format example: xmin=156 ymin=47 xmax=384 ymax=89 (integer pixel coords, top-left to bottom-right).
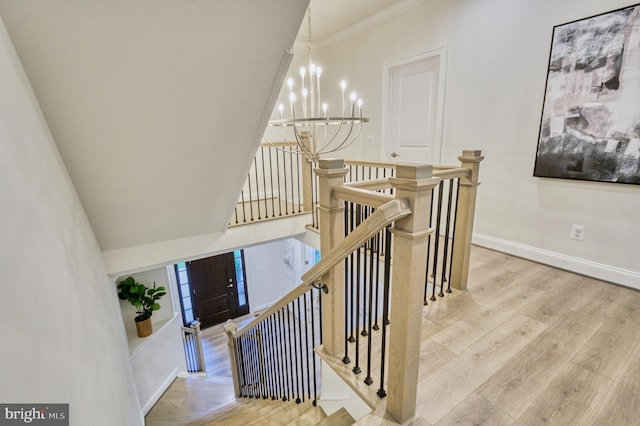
xmin=190 ymin=398 xmax=317 ymax=426
xmin=317 ymin=407 xmax=355 ymax=426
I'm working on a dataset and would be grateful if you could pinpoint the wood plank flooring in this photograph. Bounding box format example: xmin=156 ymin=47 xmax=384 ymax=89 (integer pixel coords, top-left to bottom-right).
xmin=146 ymin=245 xmax=640 ymax=425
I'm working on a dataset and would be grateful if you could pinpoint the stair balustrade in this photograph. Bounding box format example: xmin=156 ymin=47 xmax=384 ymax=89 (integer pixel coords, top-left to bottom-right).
xmin=225 ymin=150 xmax=483 ymax=423
xmin=181 ymin=320 xmax=206 ymax=374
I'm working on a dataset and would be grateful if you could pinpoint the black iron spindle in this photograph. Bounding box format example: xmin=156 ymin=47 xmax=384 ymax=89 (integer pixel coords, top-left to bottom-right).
xmin=424 ymin=188 xmax=435 ymax=304
xmin=447 ymin=179 xmax=461 ymax=292
xmin=365 ymin=233 xmax=375 ymax=385
xmin=343 ymin=201 xmax=351 ymax=364
xmin=254 ymin=158 xmax=262 ymax=220
xmin=311 ymin=290 xmax=318 ymax=405
xmin=377 ymin=226 xmax=392 ymax=398
xmin=261 ymin=147 xmax=269 ymax=219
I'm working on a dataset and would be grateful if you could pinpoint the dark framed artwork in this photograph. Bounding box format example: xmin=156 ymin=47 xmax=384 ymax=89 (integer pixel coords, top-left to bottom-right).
xmin=534 ymin=4 xmax=640 ymax=184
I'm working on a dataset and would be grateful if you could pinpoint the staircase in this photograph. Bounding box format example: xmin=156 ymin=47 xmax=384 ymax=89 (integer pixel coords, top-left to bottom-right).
xmin=219 ymin=152 xmax=483 ymax=424
xmin=189 ymin=398 xmax=355 ymax=426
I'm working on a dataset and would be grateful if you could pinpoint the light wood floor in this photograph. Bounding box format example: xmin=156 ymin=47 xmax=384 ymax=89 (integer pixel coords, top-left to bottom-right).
xmin=146 ymin=245 xmax=640 ymax=425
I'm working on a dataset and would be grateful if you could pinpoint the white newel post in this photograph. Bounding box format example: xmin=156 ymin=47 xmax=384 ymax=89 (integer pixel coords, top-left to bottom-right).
xmin=386 ymin=164 xmax=440 ymax=423
xmin=315 ymin=158 xmax=348 ymax=357
xmin=450 ymin=150 xmax=484 ymax=290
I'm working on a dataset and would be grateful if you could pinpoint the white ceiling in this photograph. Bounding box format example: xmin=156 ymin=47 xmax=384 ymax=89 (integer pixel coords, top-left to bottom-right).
xmin=0 ymin=0 xmax=410 ymax=254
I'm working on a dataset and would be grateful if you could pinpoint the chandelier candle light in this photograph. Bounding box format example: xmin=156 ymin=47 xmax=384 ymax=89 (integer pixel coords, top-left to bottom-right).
xmin=268 ymin=8 xmax=369 ymax=161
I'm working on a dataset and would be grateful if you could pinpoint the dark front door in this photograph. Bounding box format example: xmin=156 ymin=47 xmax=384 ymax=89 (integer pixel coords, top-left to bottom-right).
xmin=187 ymin=252 xmax=241 ymax=328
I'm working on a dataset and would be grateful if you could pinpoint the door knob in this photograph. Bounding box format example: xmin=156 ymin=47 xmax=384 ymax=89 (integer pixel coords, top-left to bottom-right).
xmin=391 ymin=152 xmax=399 ymax=158
xmin=227 ymin=283 xmax=234 ymax=288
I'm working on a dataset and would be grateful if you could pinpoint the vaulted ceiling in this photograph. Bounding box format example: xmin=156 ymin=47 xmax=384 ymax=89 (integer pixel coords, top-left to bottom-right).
xmin=0 ymin=0 xmax=409 ymax=254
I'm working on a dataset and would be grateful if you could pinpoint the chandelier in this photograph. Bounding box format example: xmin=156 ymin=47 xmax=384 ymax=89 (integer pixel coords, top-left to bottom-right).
xmin=267 ymin=7 xmax=369 ymax=161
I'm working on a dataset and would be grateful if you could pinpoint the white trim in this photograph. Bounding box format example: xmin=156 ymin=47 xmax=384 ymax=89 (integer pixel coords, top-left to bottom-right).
xmin=318 ymin=0 xmax=428 ymax=48
xmin=142 ymin=367 xmax=178 ymax=415
xmin=473 ymin=233 xmax=640 ymax=290
xmin=382 ymin=45 xmax=448 ymax=164
xmin=252 ymin=302 xmax=274 ymax=313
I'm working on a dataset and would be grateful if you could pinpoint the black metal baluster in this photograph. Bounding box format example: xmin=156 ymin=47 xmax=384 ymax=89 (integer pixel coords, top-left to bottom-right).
xmin=304 ymin=293 xmax=312 ymax=402
xmin=378 ymin=226 xmax=392 ymax=398
xmin=361 ymin=206 xmax=369 ymax=339
xmin=267 ymin=317 xmax=277 ymax=400
xmin=247 ymin=333 xmax=256 ymax=398
xmin=436 ymin=182 xmax=446 ymax=298
xmin=260 ymin=147 xmax=269 ymax=219
xmin=365 ymin=232 xmax=375 ymax=385
xmin=353 ymin=205 xmax=362 ymax=375
xmin=233 ymin=205 xmax=239 ymax=225
xmin=343 ymin=201 xmax=351 ymax=364
xmin=240 ymin=187 xmax=248 ymax=223
xmin=286 ymin=303 xmax=300 ymax=403
xmin=431 ymin=184 xmax=444 ymax=301
xmin=295 ymin=150 xmax=302 ymax=213
xmin=254 ymin=158 xmax=262 ymax=220
xmin=310 ymin=290 xmax=318 ymax=405
xmin=268 ymin=147 xmax=276 ymax=218
xmin=447 ymin=179 xmax=461 ymax=292
xmin=273 ymin=314 xmax=283 ymax=401
xmin=311 ymin=161 xmax=318 ymax=227
xmin=440 ymin=179 xmax=455 ymax=294
xmin=277 ymin=310 xmax=289 ymax=401
xmin=247 ymin=171 xmax=255 ymax=222
xmin=318 ymin=285 xmax=323 ymax=345
xmin=275 ymin=147 xmax=283 ymax=216
xmin=289 ymin=147 xmax=295 ymax=215
xmin=296 ymin=298 xmax=305 ymax=402
xmin=348 ymin=201 xmax=356 ymax=344
xmin=425 ymin=188 xmax=435 ymax=304
xmin=282 ymin=149 xmax=289 ymax=215
xmin=257 ymin=325 xmax=266 ymax=399
xmin=262 ymin=323 xmax=270 ymax=399
xmin=373 ymin=230 xmax=381 ymax=331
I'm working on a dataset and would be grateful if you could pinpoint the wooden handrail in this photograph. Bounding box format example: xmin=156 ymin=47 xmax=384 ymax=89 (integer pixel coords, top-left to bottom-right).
xmin=345 ymin=159 xmax=397 ymax=168
xmin=259 ymin=141 xmax=298 ymax=148
xmin=232 ymin=198 xmax=411 ymax=339
xmin=333 ymin=185 xmax=395 ymax=208
xmin=433 ymin=167 xmax=470 ymax=179
xmin=344 ymin=179 xmax=393 ymax=191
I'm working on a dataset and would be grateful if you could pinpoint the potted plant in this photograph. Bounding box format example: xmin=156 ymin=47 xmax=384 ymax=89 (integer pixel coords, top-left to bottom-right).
xmin=117 ymin=276 xmax=166 ymax=338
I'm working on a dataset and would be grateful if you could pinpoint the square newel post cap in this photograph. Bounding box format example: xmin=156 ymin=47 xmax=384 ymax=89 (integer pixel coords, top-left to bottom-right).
xmin=318 ymin=158 xmax=344 ymax=170
xmin=395 ymin=163 xmax=433 ymax=180
xmin=459 ymin=149 xmax=484 ymax=162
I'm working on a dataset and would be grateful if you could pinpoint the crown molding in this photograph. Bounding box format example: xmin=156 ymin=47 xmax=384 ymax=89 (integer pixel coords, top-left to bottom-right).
xmin=318 ymin=0 xmax=428 ymax=49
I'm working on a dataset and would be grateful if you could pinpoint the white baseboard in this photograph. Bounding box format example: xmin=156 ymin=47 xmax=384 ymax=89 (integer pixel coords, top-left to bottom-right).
xmin=472 ymin=233 xmax=640 ymax=291
xmin=142 ymin=367 xmax=178 ymax=415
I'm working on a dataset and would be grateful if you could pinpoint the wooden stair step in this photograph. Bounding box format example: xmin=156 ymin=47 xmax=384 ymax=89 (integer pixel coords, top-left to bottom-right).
xmin=195 ymin=398 xmax=317 ymax=426
xmin=317 ymin=407 xmax=355 ymax=426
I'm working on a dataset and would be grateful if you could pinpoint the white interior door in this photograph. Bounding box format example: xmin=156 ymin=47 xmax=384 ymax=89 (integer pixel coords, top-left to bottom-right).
xmin=386 ymin=51 xmax=445 ymax=164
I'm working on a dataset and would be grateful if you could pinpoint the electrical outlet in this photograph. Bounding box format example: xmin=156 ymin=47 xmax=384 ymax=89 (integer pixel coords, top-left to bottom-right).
xmin=570 ymin=224 xmax=585 ymax=241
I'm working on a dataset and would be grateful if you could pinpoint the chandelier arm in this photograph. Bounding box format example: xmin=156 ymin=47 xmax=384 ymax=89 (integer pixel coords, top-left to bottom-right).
xmin=292 ymin=125 xmax=316 ymax=158
xmin=323 ymin=119 xmax=356 ymax=154
xmin=315 ymin=119 xmax=348 ymax=154
xmin=261 ymin=137 xmax=306 ymax=156
xmin=327 ymin=122 xmax=363 ymax=154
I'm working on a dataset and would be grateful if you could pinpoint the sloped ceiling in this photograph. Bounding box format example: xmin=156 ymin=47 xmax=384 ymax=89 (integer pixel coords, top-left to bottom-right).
xmin=0 ymin=0 xmax=308 ymax=251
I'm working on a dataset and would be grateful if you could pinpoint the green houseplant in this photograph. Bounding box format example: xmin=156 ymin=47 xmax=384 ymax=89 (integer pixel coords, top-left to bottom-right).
xmin=117 ymin=276 xmax=166 ymax=337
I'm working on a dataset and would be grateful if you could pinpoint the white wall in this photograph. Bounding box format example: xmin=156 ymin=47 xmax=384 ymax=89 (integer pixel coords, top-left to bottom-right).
xmin=117 ymin=267 xmax=187 ymax=414
xmin=0 ymin=16 xmax=142 ymax=426
xmin=244 ymin=238 xmax=308 ymax=312
xmin=313 ymin=0 xmax=640 ymax=288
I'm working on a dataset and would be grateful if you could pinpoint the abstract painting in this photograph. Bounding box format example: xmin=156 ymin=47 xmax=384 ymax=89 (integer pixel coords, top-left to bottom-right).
xmin=534 ymin=4 xmax=640 ymax=184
